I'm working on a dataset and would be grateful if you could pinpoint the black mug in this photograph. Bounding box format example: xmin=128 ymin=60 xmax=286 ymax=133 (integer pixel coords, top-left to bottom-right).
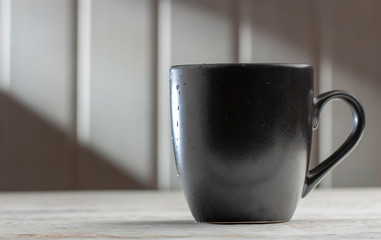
xmin=170 ymin=64 xmax=365 ymax=223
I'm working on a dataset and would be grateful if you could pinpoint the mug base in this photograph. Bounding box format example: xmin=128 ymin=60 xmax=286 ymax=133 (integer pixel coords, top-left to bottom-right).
xmin=206 ymin=220 xmax=288 ymax=224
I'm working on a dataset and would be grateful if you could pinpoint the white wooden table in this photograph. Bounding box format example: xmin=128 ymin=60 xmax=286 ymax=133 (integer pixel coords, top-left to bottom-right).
xmin=1 ymin=189 xmax=381 ymax=239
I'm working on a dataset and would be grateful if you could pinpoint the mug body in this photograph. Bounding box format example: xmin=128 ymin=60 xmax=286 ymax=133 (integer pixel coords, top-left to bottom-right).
xmin=170 ymin=64 xmax=314 ymax=223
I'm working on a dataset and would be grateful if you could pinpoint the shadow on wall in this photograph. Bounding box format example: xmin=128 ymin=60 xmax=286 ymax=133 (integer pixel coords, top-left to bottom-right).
xmin=0 ymin=91 xmax=145 ymax=191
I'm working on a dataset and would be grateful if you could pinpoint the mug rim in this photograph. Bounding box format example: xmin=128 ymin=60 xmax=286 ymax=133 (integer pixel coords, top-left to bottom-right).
xmin=171 ymin=63 xmax=312 ymax=69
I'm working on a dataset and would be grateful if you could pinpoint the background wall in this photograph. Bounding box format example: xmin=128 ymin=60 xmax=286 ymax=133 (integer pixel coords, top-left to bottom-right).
xmin=0 ymin=0 xmax=379 ymax=190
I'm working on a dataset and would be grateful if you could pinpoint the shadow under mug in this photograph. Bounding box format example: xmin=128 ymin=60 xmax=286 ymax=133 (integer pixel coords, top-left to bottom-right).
xmin=170 ymin=64 xmax=365 ymax=223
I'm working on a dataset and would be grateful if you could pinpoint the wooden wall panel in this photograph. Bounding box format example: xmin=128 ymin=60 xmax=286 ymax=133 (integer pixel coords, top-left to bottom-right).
xmin=0 ymin=0 xmax=150 ymax=190
xmin=0 ymin=0 xmax=76 ymax=190
xmin=87 ymin=0 xmax=156 ymax=187
xmin=328 ymin=0 xmax=381 ymax=187
xmin=170 ymin=0 xmax=237 ymax=64
xmin=0 ymin=93 xmax=76 ymax=190
xmin=245 ymin=0 xmax=316 ymax=64
xmin=10 ymin=0 xmax=76 ymax=131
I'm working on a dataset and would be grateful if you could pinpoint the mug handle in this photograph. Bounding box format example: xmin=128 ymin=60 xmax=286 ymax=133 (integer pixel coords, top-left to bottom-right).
xmin=302 ymin=90 xmax=365 ymax=198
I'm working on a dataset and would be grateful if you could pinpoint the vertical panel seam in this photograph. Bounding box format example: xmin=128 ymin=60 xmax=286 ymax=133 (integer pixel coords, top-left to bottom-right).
xmin=0 ymin=0 xmax=11 ymax=90
xmin=77 ymin=0 xmax=91 ymax=144
xmin=157 ymin=0 xmax=172 ymax=190
xmin=238 ymin=0 xmax=252 ymax=63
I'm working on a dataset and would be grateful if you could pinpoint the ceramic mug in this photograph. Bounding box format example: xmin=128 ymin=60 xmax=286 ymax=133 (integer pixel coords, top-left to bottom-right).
xmin=170 ymin=64 xmax=365 ymax=223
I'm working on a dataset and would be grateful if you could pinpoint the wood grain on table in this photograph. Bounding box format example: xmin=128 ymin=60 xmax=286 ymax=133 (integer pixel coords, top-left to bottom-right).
xmin=1 ymin=189 xmax=381 ymax=239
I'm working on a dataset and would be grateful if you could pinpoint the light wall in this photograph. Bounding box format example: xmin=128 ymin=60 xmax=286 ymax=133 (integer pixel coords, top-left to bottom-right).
xmin=0 ymin=0 xmax=379 ymax=190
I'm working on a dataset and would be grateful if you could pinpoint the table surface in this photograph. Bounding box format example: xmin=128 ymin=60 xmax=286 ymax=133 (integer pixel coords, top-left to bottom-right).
xmin=1 ymin=188 xmax=381 ymax=239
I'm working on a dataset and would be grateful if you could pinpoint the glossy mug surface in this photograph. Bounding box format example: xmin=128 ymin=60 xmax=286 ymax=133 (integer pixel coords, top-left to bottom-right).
xmin=170 ymin=64 xmax=365 ymax=223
